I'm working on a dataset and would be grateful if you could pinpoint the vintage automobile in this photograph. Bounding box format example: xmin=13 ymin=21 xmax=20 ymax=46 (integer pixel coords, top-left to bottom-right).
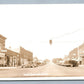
xmin=61 ymin=60 xmax=79 ymax=67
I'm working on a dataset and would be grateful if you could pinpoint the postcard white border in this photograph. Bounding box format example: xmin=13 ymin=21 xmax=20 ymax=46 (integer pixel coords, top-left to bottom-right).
xmin=0 ymin=4 xmax=84 ymax=80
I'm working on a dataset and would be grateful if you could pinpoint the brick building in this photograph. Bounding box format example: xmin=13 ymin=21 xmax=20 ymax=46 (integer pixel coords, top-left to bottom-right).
xmin=5 ymin=49 xmax=20 ymax=67
xmin=68 ymin=48 xmax=78 ymax=60
xmin=0 ymin=34 xmax=6 ymax=52
xmin=78 ymin=43 xmax=84 ymax=64
xmin=68 ymin=43 xmax=84 ymax=65
xmin=0 ymin=35 xmax=6 ymax=66
xmin=19 ymin=47 xmax=33 ymax=65
xmin=0 ymin=34 xmax=33 ymax=67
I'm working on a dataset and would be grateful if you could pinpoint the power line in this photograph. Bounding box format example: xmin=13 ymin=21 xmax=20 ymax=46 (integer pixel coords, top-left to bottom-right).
xmin=50 ymin=28 xmax=81 ymax=40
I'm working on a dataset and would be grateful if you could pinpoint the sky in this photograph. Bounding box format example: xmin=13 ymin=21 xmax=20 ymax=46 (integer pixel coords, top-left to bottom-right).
xmin=0 ymin=4 xmax=84 ymax=60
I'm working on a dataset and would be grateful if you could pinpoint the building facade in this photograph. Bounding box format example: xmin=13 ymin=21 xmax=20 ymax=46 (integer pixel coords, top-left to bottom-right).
xmin=19 ymin=47 xmax=33 ymax=66
xmin=68 ymin=48 xmax=78 ymax=60
xmin=5 ymin=49 xmax=20 ymax=67
xmin=78 ymin=43 xmax=84 ymax=64
xmin=0 ymin=34 xmax=33 ymax=67
xmin=0 ymin=34 xmax=6 ymax=51
xmin=0 ymin=35 xmax=6 ymax=66
xmin=68 ymin=43 xmax=84 ymax=65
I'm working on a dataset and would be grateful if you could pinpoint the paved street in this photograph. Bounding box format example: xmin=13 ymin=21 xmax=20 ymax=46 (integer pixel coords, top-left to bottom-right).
xmin=0 ymin=62 xmax=84 ymax=77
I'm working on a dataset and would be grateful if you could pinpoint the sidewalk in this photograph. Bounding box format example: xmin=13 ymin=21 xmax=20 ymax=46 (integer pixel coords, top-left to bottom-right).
xmin=0 ymin=67 xmax=17 ymax=70
xmin=79 ymin=65 xmax=84 ymax=67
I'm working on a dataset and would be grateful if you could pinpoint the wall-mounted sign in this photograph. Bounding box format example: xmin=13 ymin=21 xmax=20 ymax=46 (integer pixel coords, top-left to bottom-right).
xmin=0 ymin=53 xmax=5 ymax=57
xmin=1 ymin=50 xmax=7 ymax=53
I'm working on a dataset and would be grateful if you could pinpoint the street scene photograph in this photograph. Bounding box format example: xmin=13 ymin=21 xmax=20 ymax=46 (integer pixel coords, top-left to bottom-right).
xmin=0 ymin=4 xmax=84 ymax=79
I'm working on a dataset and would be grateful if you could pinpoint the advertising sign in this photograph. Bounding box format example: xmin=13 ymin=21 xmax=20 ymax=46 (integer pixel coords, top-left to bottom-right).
xmin=0 ymin=53 xmax=5 ymax=57
xmin=1 ymin=50 xmax=7 ymax=53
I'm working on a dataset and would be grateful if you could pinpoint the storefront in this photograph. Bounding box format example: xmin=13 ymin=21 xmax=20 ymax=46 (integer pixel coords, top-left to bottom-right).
xmin=19 ymin=47 xmax=33 ymax=66
xmin=79 ymin=55 xmax=84 ymax=65
xmin=0 ymin=34 xmax=7 ymax=66
xmin=0 ymin=53 xmax=6 ymax=66
xmin=5 ymin=49 xmax=20 ymax=67
xmin=0 ymin=34 xmax=33 ymax=67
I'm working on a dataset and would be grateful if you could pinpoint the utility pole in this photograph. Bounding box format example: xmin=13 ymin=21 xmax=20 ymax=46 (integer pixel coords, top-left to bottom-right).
xmin=49 ymin=39 xmax=53 ymax=63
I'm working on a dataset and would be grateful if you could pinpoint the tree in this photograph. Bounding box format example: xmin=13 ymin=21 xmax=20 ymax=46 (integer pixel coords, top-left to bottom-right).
xmin=33 ymin=57 xmax=38 ymax=62
xmin=43 ymin=59 xmax=50 ymax=64
xmin=52 ymin=58 xmax=63 ymax=64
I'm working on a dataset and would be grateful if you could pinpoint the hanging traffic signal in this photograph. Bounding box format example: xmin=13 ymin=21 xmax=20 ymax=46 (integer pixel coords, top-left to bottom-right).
xmin=49 ymin=40 xmax=52 ymax=45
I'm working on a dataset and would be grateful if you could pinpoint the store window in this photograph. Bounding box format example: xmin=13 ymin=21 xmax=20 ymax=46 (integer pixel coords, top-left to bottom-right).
xmin=0 ymin=43 xmax=2 ymax=50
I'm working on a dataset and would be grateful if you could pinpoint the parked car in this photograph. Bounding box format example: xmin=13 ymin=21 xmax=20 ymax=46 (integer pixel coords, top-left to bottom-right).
xmin=21 ymin=64 xmax=33 ymax=68
xmin=62 ymin=60 xmax=78 ymax=67
xmin=61 ymin=63 xmax=73 ymax=67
